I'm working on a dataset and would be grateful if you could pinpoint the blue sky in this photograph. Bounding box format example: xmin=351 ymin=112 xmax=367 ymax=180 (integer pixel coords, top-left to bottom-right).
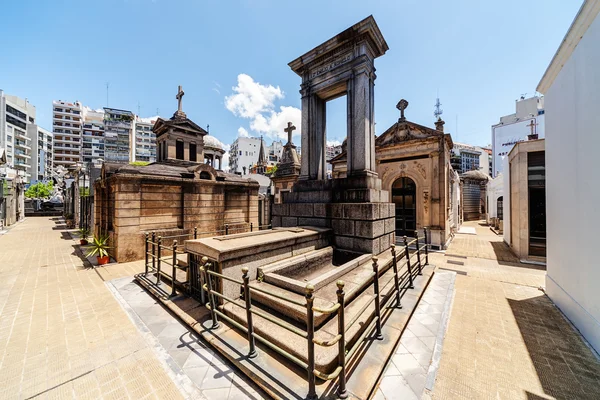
xmin=0 ymin=0 xmax=581 ymax=153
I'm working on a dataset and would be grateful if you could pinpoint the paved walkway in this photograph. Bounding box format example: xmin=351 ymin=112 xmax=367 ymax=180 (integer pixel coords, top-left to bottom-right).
xmin=108 ymin=276 xmax=266 ymax=400
xmin=374 ymin=271 xmax=456 ymax=400
xmin=0 ymin=217 xmax=185 ymax=399
xmin=428 ymin=221 xmax=600 ymax=400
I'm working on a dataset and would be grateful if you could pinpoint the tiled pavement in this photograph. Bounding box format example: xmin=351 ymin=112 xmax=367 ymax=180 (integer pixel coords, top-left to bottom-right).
xmin=0 ymin=217 xmax=185 ymax=399
xmin=108 ymin=276 xmax=266 ymax=400
xmin=428 ymin=221 xmax=600 ymax=400
xmin=445 ymin=221 xmax=519 ymax=263
xmin=374 ymin=271 xmax=456 ymax=400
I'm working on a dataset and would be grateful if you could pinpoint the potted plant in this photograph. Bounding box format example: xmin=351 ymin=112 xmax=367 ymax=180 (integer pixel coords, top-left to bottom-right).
xmin=86 ymin=235 xmax=111 ymax=265
xmin=77 ymin=227 xmax=90 ymax=245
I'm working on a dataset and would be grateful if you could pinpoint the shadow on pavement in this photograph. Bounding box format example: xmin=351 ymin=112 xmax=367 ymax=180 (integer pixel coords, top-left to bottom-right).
xmin=509 ymin=295 xmax=600 ymax=400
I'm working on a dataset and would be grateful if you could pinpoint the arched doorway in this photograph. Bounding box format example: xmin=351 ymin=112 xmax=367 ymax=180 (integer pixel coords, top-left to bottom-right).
xmin=392 ymin=177 xmax=417 ymax=237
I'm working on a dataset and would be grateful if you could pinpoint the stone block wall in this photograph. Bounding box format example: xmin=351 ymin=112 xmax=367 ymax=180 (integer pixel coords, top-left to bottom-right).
xmin=272 ymin=202 xmax=395 ymax=255
xmin=95 ymin=176 xmax=259 ymax=262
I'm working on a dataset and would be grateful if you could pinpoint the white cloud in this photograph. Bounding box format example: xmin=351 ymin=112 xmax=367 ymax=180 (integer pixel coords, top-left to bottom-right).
xmin=225 ymin=74 xmax=283 ymax=119
xmin=237 ymin=127 xmax=250 ymax=137
xmin=226 ymin=74 xmax=301 ymax=141
xmin=250 ymin=106 xmax=301 ymax=141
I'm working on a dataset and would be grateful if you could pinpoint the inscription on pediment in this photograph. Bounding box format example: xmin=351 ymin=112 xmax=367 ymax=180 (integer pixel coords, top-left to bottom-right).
xmin=309 ymin=53 xmax=353 ymax=79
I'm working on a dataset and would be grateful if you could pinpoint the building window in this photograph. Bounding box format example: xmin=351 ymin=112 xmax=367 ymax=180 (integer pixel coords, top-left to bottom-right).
xmin=176 ymin=140 xmax=184 ymax=160
xmin=189 ymin=142 xmax=197 ymax=162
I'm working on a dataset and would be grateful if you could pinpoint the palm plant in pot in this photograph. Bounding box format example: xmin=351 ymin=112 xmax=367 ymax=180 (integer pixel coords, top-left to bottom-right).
xmin=86 ymin=235 xmax=111 ymax=265
xmin=77 ymin=227 xmax=90 ymax=245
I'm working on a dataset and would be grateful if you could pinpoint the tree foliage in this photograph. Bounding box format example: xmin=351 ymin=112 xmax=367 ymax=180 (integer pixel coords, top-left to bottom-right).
xmin=25 ymin=181 xmax=54 ymax=199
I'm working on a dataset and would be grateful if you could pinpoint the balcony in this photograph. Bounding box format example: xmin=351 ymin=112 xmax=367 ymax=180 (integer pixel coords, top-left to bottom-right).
xmin=15 ymin=130 xmax=30 ymax=141
xmin=15 ymin=152 xmax=31 ymax=159
xmin=15 ymin=141 xmax=31 ymax=150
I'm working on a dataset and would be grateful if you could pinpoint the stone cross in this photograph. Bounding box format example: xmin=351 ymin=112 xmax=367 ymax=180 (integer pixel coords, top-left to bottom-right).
xmin=526 ymin=119 xmax=537 ymax=135
xmin=284 ymin=122 xmax=296 ymax=145
xmin=176 ymin=85 xmax=185 ymax=112
xmin=397 ymin=99 xmax=409 ymax=121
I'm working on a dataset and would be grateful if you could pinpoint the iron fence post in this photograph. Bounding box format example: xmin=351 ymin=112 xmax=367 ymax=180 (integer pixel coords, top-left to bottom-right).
xmin=194 ymin=226 xmax=198 ymax=239
xmin=242 ymin=267 xmax=257 ymax=358
xmin=151 ymin=231 xmax=156 ymax=276
xmin=156 ymin=236 xmax=162 ymax=286
xmin=391 ymin=244 xmax=402 ymax=308
xmin=250 ymin=222 xmax=253 ymax=232
xmin=336 ymin=280 xmax=348 ymax=399
xmin=144 ymin=233 xmax=149 ymax=275
xmin=305 ymin=284 xmax=317 ymax=400
xmin=171 ymin=240 xmax=178 ymax=297
xmin=203 ymin=258 xmax=220 ymax=329
xmin=225 ymin=224 xmax=229 ymax=235
xmin=403 ymin=236 xmax=414 ymax=289
xmin=424 ymin=227 xmax=429 ymax=265
xmin=372 ymin=257 xmax=383 ymax=340
xmin=415 ymin=231 xmax=423 ymax=275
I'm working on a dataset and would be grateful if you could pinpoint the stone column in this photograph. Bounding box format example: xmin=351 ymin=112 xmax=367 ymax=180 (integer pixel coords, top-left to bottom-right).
xmin=299 ymin=92 xmax=326 ymax=180
xmin=347 ymin=66 xmax=377 ymax=177
xmin=430 ymin=151 xmax=441 ymax=228
xmin=218 ymin=156 xmax=222 ymax=170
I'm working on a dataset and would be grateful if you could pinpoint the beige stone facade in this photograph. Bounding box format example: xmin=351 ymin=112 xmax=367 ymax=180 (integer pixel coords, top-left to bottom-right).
xmin=505 ymin=138 xmax=546 ymax=262
xmin=332 ymin=113 xmax=456 ymax=249
xmin=94 ymin=98 xmax=259 ymax=262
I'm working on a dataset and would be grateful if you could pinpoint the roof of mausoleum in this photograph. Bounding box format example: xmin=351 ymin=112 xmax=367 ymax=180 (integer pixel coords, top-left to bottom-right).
xmin=101 ymin=160 xmax=258 ymax=186
xmin=329 ymin=119 xmax=453 ymax=164
xmin=152 ymin=113 xmax=208 ymax=138
xmin=459 ymin=169 xmax=489 ymax=181
xmin=203 ymin=135 xmax=225 ymax=152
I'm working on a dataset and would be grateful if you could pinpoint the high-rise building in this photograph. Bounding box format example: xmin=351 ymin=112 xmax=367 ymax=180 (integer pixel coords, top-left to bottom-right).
xmin=27 ymin=125 xmax=53 ymax=181
xmin=81 ymin=108 xmax=105 ymax=164
xmin=53 ymin=100 xmax=158 ymax=166
xmin=0 ymin=91 xmax=39 ymax=182
xmin=52 ymin=100 xmax=83 ymax=169
xmin=133 ymin=116 xmax=158 ymax=163
xmin=491 ymin=95 xmax=545 ymax=177
xmin=451 ymin=143 xmax=484 ymax=175
xmin=103 ymin=108 xmax=134 ymax=163
xmin=229 ymin=136 xmax=265 ymax=175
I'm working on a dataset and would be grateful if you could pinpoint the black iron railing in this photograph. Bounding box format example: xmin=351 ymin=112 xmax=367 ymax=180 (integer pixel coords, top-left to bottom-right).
xmin=191 ymin=227 xmax=430 ymax=399
xmin=144 ymin=223 xmax=273 ymax=297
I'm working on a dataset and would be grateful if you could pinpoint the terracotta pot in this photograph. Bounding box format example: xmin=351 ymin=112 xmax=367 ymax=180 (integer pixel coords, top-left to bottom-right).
xmin=97 ymin=255 xmax=110 ymax=265
xmin=80 ymin=239 xmax=88 ymax=245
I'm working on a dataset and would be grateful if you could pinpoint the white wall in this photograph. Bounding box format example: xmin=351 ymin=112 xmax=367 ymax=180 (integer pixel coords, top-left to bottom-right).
xmin=502 ymin=157 xmax=511 ymax=246
xmin=544 ymin=12 xmax=600 ymax=353
xmin=492 ymin=114 xmax=545 ymax=178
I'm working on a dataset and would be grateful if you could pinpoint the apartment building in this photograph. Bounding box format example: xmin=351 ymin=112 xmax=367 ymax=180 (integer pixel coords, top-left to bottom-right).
xmin=81 ymin=108 xmax=105 ymax=164
xmin=133 ymin=116 xmax=158 ymax=163
xmin=52 ymin=100 xmax=82 ymax=168
xmin=27 ymin=125 xmax=53 ymax=181
xmin=230 ymin=136 xmax=264 ymax=175
xmin=103 ymin=108 xmax=134 ymax=163
xmin=491 ymin=95 xmax=545 ymax=177
xmin=451 ymin=142 xmax=490 ymax=176
xmin=0 ymin=91 xmax=37 ymax=182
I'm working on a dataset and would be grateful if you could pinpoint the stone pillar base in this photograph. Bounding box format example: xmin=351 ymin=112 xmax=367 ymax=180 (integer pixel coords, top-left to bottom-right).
xmin=272 ymin=197 xmax=395 ymax=256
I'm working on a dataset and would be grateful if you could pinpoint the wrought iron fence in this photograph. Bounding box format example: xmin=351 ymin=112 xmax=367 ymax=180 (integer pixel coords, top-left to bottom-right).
xmin=186 ymin=228 xmax=430 ymax=399
xmin=144 ymin=223 xmax=273 ymax=298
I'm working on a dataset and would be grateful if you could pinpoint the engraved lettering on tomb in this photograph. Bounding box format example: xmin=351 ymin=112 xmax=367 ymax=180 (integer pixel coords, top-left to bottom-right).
xmin=309 ymin=53 xmax=353 ymax=79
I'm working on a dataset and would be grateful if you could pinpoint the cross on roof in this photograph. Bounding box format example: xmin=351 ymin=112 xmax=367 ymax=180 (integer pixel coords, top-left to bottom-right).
xmin=396 ymin=99 xmax=409 ymax=121
xmin=526 ymin=119 xmax=537 ymax=135
xmin=284 ymin=122 xmax=296 ymax=145
xmin=176 ymin=85 xmax=185 ymax=112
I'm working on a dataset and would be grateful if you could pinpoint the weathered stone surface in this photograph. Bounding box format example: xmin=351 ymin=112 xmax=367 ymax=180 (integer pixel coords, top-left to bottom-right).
xmin=289 ymin=203 xmax=314 ymax=217
xmin=332 ymin=219 xmax=355 ymax=236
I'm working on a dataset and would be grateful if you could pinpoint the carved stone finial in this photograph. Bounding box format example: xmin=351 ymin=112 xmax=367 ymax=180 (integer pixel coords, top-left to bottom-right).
xmin=396 ymin=99 xmax=409 ymax=122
